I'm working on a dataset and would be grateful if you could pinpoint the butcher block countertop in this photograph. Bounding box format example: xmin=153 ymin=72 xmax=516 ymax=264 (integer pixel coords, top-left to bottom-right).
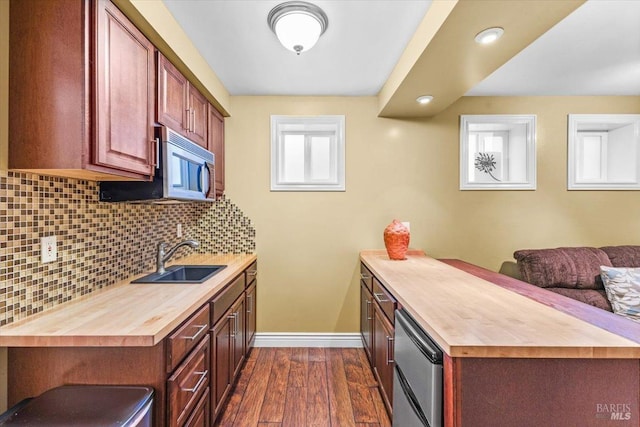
xmin=361 ymin=250 xmax=640 ymax=359
xmin=0 ymin=253 xmax=256 ymax=347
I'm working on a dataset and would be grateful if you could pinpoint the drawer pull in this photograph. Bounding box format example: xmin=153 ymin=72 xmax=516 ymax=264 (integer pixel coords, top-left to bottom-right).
xmin=386 ymin=336 xmax=394 ymax=365
xmin=247 ymin=271 xmax=258 ymax=277
xmin=181 ymin=324 xmax=208 ymax=341
xmin=228 ymin=313 xmax=236 ymax=338
xmin=360 ymin=273 xmax=371 ymax=280
xmin=366 ymin=300 xmax=372 ymax=320
xmin=181 ymin=370 xmax=208 ymax=393
xmin=247 ymin=294 xmax=252 ymax=314
xmin=373 ymin=292 xmax=389 ymax=303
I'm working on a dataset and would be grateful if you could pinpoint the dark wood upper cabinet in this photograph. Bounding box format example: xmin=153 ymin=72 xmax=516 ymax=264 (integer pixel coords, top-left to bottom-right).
xmin=188 ymin=85 xmax=208 ymax=148
xmin=9 ymin=0 xmax=155 ymax=181
xmin=157 ymin=52 xmax=208 ymax=149
xmin=157 ymin=53 xmax=190 ymax=139
xmin=208 ymin=104 xmax=225 ymax=198
xmin=94 ymin=0 xmax=155 ymax=176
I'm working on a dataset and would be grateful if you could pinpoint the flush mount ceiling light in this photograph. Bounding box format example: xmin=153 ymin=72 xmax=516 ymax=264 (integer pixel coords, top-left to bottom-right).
xmin=268 ymin=1 xmax=328 ymax=55
xmin=416 ymin=95 xmax=434 ymax=105
xmin=474 ymin=27 xmax=504 ymax=45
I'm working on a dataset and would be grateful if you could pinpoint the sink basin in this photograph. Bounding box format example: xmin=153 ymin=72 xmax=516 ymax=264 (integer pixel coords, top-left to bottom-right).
xmin=132 ymin=265 xmax=226 ymax=284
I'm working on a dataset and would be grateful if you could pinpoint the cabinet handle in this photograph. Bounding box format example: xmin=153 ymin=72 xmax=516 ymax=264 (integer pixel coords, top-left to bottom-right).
xmin=386 ymin=336 xmax=394 ymax=365
xmin=366 ymin=300 xmax=372 ymax=320
xmin=234 ymin=312 xmax=240 ymax=335
xmin=185 ymin=108 xmax=191 ymax=131
xmin=180 ymin=324 xmax=207 ymax=341
xmin=247 ymin=271 xmax=258 ymax=277
xmin=247 ymin=295 xmax=252 ymax=314
xmin=181 ymin=370 xmax=208 ymax=393
xmin=373 ymin=292 xmax=389 ymax=304
xmin=191 ymin=110 xmax=196 ymax=132
xmin=228 ymin=313 xmax=235 ymax=338
xmin=360 ymin=273 xmax=371 ymax=280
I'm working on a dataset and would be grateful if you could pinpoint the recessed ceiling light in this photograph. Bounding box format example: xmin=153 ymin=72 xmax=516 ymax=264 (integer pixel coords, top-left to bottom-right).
xmin=474 ymin=27 xmax=504 ymax=45
xmin=416 ymin=95 xmax=433 ymax=105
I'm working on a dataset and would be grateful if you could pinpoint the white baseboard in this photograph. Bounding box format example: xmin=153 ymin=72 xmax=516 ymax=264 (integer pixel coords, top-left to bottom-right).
xmin=253 ymin=332 xmax=363 ymax=348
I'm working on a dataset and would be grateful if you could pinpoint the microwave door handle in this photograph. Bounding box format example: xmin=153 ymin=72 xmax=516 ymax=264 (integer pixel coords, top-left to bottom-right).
xmin=199 ymin=164 xmax=211 ymax=197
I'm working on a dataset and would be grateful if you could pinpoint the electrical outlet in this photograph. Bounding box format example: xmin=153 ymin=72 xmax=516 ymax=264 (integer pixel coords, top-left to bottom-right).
xmin=41 ymin=236 xmax=57 ymax=263
xmin=177 ymin=223 xmax=182 ymax=238
xmin=402 ymin=221 xmax=411 ymax=232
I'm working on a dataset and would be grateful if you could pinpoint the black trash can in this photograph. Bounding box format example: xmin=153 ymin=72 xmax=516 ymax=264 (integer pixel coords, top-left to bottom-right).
xmin=0 ymin=385 xmax=154 ymax=426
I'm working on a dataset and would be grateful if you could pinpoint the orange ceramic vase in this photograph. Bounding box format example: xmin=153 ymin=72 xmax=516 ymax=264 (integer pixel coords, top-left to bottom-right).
xmin=383 ymin=220 xmax=410 ymax=260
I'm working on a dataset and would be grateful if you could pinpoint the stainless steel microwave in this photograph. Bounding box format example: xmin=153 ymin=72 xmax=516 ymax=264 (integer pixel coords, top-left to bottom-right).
xmin=99 ymin=127 xmax=215 ymax=203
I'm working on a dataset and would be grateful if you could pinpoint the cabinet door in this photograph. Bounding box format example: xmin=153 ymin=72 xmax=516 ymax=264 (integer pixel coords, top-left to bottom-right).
xmin=246 ymin=283 xmax=257 ymax=350
xmin=157 ymin=52 xmax=189 ymax=134
xmin=373 ymin=303 xmax=394 ymax=415
xmin=360 ymin=283 xmax=374 ymax=364
xmin=231 ymin=295 xmax=246 ymax=379
xmin=94 ymin=0 xmax=155 ymax=177
xmin=208 ymin=104 xmax=225 ymax=198
xmin=211 ymin=314 xmax=232 ymax=416
xmin=188 ymin=86 xmax=208 ymax=148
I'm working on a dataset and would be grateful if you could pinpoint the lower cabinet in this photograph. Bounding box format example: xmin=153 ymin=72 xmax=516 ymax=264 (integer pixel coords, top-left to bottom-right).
xmin=372 ymin=303 xmax=395 ymax=414
xmin=246 ymin=282 xmax=257 ymax=349
xmin=211 ymin=308 xmax=233 ymax=416
xmin=360 ymin=263 xmax=396 ymax=417
xmin=7 ymin=260 xmax=258 ymax=427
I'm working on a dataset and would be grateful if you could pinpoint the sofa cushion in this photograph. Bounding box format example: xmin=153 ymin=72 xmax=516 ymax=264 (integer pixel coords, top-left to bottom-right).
xmin=600 ymin=246 xmax=640 ymax=268
xmin=513 ymin=247 xmax=611 ymax=290
xmin=600 ymin=266 xmax=640 ymax=322
xmin=546 ymin=288 xmax=612 ymax=312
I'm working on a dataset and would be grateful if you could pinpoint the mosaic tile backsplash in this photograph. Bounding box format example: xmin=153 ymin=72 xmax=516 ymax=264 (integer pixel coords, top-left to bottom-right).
xmin=0 ymin=170 xmax=255 ymax=326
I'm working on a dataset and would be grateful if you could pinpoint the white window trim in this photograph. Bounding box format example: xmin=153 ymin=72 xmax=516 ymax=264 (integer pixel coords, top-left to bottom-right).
xmin=271 ymin=115 xmax=345 ymax=191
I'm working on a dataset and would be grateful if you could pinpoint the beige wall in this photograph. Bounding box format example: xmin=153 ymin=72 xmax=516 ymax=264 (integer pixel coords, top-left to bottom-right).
xmin=225 ymin=95 xmax=640 ymax=333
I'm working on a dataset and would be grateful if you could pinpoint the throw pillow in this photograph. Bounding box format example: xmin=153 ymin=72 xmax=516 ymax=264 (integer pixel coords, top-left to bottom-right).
xmin=600 ymin=266 xmax=640 ymax=322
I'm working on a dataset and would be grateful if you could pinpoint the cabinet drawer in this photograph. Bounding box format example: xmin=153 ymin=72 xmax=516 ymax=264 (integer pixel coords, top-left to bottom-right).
xmin=167 ymin=305 xmax=210 ymax=373
xmin=245 ymin=261 xmax=257 ymax=287
xmin=168 ymin=336 xmax=210 ymax=427
xmin=361 ymin=264 xmax=373 ymax=292
xmin=184 ymin=387 xmax=210 ymax=427
xmin=211 ymin=273 xmax=245 ymax=325
xmin=373 ymin=277 xmax=397 ymax=324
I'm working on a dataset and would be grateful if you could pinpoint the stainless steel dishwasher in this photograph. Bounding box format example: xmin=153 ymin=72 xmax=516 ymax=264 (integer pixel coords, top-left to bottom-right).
xmin=393 ymin=308 xmax=443 ymax=427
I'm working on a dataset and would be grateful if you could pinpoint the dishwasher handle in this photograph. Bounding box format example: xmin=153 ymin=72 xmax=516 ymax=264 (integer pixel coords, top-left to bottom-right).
xmin=396 ymin=309 xmax=443 ymax=364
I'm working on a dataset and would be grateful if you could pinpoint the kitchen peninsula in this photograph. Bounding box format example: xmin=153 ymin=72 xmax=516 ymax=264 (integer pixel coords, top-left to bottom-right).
xmin=361 ymin=250 xmax=640 ymax=426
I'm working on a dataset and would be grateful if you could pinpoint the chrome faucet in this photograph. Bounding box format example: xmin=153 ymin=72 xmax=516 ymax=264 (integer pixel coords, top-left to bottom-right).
xmin=156 ymin=239 xmax=199 ymax=274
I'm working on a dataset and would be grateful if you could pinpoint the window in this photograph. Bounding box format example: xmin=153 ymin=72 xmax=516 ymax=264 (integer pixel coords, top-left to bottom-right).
xmin=460 ymin=115 xmax=537 ymax=190
xmin=271 ymin=115 xmax=345 ymax=191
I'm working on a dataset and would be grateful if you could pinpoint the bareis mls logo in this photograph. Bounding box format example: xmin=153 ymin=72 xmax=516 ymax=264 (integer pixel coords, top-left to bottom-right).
xmin=596 ymin=403 xmax=632 ymax=421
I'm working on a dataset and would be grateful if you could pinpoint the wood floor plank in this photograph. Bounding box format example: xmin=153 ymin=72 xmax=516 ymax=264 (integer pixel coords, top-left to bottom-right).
xmin=259 ymin=348 xmax=293 ymax=423
xmin=215 ymin=348 xmax=260 ymax=426
xmin=357 ymin=347 xmax=378 ymax=388
xmin=309 ymin=347 xmax=326 ymax=362
xmin=282 ymin=384 xmax=308 ymax=426
xmin=306 ymin=360 xmax=330 ymax=426
xmin=288 ymin=347 xmax=309 ymax=388
xmin=355 ymin=424 xmax=381 ymax=427
xmin=342 ymin=349 xmax=379 ymax=423
xmin=232 ymin=347 xmax=276 ymax=426
xmin=326 ymin=348 xmax=356 ymax=427
xmin=369 ymin=386 xmax=392 ymax=427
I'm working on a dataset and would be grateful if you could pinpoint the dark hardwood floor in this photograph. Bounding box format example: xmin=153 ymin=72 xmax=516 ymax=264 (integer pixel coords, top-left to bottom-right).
xmin=215 ymin=347 xmax=391 ymax=427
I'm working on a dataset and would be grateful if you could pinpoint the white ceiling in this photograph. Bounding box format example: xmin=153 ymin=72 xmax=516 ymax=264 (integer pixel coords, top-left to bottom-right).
xmin=162 ymin=0 xmax=432 ymax=96
xmin=163 ymin=0 xmax=640 ymax=98
xmin=467 ymin=0 xmax=640 ymax=96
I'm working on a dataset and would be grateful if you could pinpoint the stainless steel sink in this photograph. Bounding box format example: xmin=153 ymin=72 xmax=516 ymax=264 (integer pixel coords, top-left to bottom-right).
xmin=132 ymin=265 xmax=226 ymax=284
